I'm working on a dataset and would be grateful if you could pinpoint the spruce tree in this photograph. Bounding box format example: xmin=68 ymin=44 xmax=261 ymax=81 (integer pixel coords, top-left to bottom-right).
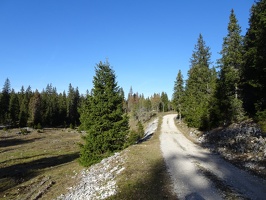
xmin=79 ymin=61 xmax=129 ymax=167
xmin=217 ymin=9 xmax=245 ymax=124
xmin=8 ymin=89 xmax=20 ymax=126
xmin=67 ymin=84 xmax=80 ymax=127
xmin=183 ymin=34 xmax=215 ymax=129
xmin=0 ymin=78 xmax=11 ymax=124
xmin=161 ymin=92 xmax=169 ymax=112
xmin=172 ymin=70 xmax=184 ymax=120
xmin=58 ymin=91 xmax=67 ymax=126
xmin=242 ymin=0 xmax=266 ymax=116
xmin=29 ymin=90 xmax=42 ymax=126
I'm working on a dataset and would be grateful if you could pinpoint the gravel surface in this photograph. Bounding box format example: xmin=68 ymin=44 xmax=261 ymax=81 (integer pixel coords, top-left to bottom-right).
xmin=160 ymin=114 xmax=266 ymax=200
xmin=56 ymin=152 xmax=125 ymax=200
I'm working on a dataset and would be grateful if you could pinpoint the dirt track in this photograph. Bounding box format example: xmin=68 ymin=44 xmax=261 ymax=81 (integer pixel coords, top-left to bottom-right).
xmin=160 ymin=114 xmax=266 ymax=200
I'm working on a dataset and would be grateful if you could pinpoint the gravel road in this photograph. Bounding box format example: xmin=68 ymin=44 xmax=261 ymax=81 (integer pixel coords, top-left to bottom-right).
xmin=160 ymin=114 xmax=266 ymax=200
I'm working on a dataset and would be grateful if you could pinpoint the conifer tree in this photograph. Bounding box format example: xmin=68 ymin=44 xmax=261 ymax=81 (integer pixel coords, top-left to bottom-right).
xmin=42 ymin=84 xmax=59 ymax=126
xmin=0 ymin=78 xmax=11 ymax=124
xmin=67 ymin=84 xmax=80 ymax=127
xmin=8 ymin=89 xmax=20 ymax=125
xmin=217 ymin=9 xmax=245 ymax=124
xmin=29 ymin=90 xmax=42 ymax=126
xmin=19 ymin=86 xmax=32 ymax=126
xmin=18 ymin=87 xmax=28 ymax=127
xmin=161 ymin=92 xmax=169 ymax=112
xmin=79 ymin=61 xmax=129 ymax=167
xmin=58 ymin=91 xmax=67 ymax=126
xmin=242 ymin=0 xmax=266 ymax=116
xmin=173 ymin=70 xmax=184 ymax=120
xmin=183 ymin=34 xmax=215 ymax=129
xmin=127 ymin=86 xmax=134 ymax=112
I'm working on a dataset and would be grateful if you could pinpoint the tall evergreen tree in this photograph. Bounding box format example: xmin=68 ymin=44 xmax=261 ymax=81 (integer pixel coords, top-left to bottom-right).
xmin=183 ymin=34 xmax=215 ymax=129
xmin=8 ymin=89 xmax=20 ymax=125
xmin=18 ymin=87 xmax=28 ymax=127
xmin=242 ymin=0 xmax=266 ymax=116
xmin=0 ymin=78 xmax=11 ymax=124
xmin=161 ymin=92 xmax=169 ymax=112
xmin=67 ymin=84 xmax=80 ymax=127
xmin=79 ymin=61 xmax=129 ymax=167
xmin=127 ymin=86 xmax=134 ymax=112
xmin=42 ymin=84 xmax=59 ymax=126
xmin=216 ymin=9 xmax=245 ymax=124
xmin=58 ymin=91 xmax=67 ymax=126
xmin=29 ymin=90 xmax=42 ymax=126
xmin=173 ymin=70 xmax=184 ymax=120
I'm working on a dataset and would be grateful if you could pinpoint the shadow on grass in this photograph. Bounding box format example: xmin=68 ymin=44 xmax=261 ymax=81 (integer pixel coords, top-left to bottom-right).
xmin=0 ymin=152 xmax=79 ymax=193
xmin=0 ymin=137 xmax=42 ymax=148
xmin=0 ymin=153 xmax=49 ymax=165
xmin=109 ymin=159 xmax=177 ymax=200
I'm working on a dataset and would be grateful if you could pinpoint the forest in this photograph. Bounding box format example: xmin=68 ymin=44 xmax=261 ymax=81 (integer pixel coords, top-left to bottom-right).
xmin=173 ymin=2 xmax=266 ymax=130
xmin=0 ymin=0 xmax=265 ymax=166
xmin=0 ymin=77 xmax=170 ymax=129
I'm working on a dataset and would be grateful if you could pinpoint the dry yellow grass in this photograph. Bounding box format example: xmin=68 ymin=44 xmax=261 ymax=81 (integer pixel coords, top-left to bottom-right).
xmin=0 ymin=128 xmax=83 ymax=200
xmin=1 ymin=113 xmax=177 ymax=200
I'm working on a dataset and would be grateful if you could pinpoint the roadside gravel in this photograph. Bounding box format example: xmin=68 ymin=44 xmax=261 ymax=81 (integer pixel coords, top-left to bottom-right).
xmin=56 ymin=152 xmax=125 ymax=200
xmin=160 ymin=114 xmax=266 ymax=200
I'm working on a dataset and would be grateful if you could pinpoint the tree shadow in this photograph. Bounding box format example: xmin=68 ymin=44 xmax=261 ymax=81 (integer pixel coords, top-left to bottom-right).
xmin=0 ymin=153 xmax=48 ymax=165
xmin=167 ymin=148 xmax=266 ymax=199
xmin=109 ymin=159 xmax=177 ymax=200
xmin=0 ymin=137 xmax=42 ymax=148
xmin=0 ymin=152 xmax=79 ymax=193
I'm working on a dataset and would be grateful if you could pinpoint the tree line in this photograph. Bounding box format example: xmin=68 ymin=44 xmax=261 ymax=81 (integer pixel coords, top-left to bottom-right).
xmin=0 ymin=80 xmax=81 ymax=128
xmin=172 ymin=1 xmax=266 ymax=130
xmin=0 ymin=79 xmax=170 ymax=128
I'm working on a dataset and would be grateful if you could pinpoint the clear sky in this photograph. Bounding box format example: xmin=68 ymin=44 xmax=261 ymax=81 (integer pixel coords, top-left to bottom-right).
xmin=0 ymin=0 xmax=255 ymax=98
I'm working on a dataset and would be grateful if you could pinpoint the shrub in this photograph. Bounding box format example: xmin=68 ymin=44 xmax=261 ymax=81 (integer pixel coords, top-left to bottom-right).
xmin=256 ymin=110 xmax=266 ymax=133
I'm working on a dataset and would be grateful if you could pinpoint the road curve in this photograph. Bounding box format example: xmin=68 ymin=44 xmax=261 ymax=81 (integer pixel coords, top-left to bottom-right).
xmin=160 ymin=114 xmax=266 ymax=200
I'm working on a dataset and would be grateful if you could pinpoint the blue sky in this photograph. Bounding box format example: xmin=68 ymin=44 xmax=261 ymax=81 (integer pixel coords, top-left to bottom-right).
xmin=0 ymin=0 xmax=254 ymax=98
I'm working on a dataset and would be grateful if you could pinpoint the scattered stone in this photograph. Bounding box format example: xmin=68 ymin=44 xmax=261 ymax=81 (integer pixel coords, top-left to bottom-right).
xmin=196 ymin=120 xmax=266 ymax=177
xmin=56 ymin=152 xmax=125 ymax=200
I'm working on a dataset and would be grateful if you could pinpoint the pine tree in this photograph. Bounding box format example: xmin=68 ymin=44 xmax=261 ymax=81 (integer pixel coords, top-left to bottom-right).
xmin=8 ymin=89 xmax=20 ymax=125
xmin=41 ymin=84 xmax=59 ymax=126
xmin=29 ymin=90 xmax=42 ymax=126
xmin=67 ymin=84 xmax=80 ymax=127
xmin=18 ymin=87 xmax=28 ymax=127
xmin=0 ymin=78 xmax=11 ymax=124
xmin=242 ymin=0 xmax=266 ymax=116
xmin=58 ymin=91 xmax=67 ymax=126
xmin=79 ymin=61 xmax=129 ymax=167
xmin=127 ymin=86 xmax=134 ymax=112
xmin=217 ymin=9 xmax=245 ymax=124
xmin=183 ymin=34 xmax=215 ymax=129
xmin=161 ymin=92 xmax=169 ymax=112
xmin=173 ymin=70 xmax=184 ymax=120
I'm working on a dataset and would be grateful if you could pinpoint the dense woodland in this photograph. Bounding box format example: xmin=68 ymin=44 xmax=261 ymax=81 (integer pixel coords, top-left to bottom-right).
xmin=173 ymin=2 xmax=266 ymax=130
xmin=0 ymin=1 xmax=265 ymax=166
xmin=0 ymin=81 xmax=81 ymax=128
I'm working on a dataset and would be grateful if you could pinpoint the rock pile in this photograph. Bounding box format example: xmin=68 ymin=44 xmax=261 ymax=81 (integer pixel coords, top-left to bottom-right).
xmin=198 ymin=121 xmax=266 ymax=176
xmin=57 ymin=152 xmax=125 ymax=200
